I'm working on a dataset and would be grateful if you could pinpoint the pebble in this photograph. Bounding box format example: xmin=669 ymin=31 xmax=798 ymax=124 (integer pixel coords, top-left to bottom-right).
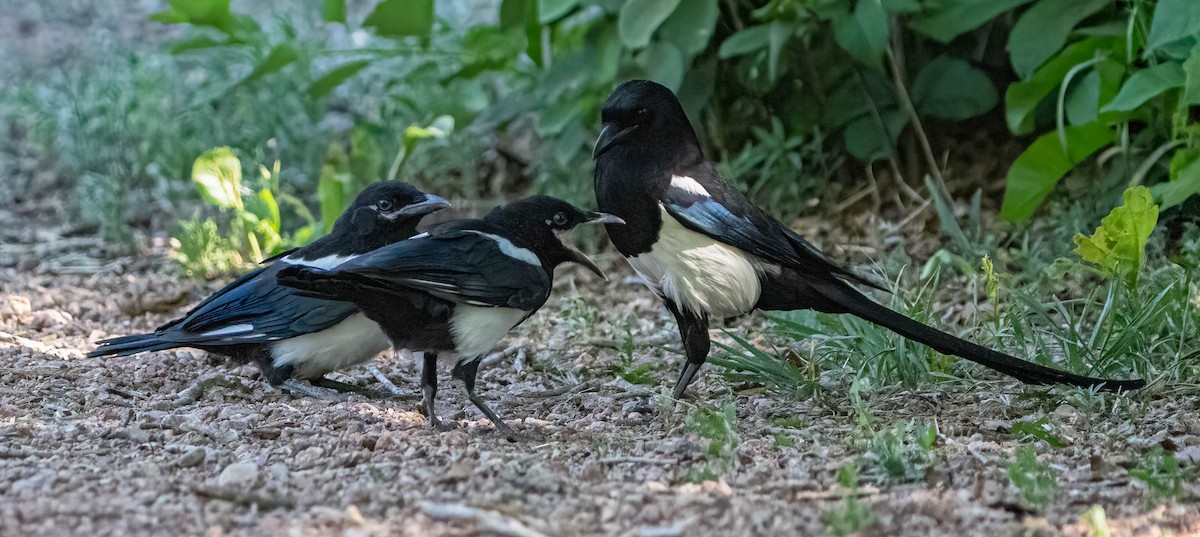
xmin=217 ymin=461 xmax=259 ymax=487
xmin=178 ymin=447 xmax=206 ymax=468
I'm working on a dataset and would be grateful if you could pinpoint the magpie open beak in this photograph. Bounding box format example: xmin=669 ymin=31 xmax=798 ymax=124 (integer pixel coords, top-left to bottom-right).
xmin=397 ymin=194 xmax=451 ymax=217
xmin=592 ymin=124 xmax=637 ymax=160
xmin=560 ymin=212 xmax=624 ymax=280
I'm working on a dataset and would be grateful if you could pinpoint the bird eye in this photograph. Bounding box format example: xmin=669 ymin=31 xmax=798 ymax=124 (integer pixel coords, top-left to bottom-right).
xmin=552 ymin=212 xmax=569 ymax=227
xmin=376 ymin=199 xmax=393 ymax=211
xmin=635 ymin=108 xmax=651 ymax=119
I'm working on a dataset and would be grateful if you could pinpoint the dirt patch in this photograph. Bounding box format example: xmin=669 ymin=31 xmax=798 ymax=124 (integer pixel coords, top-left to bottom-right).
xmin=2 ymin=197 xmax=1198 ymax=537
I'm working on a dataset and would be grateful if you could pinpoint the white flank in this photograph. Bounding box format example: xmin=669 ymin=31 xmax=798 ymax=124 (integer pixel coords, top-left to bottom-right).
xmin=468 ymin=232 xmax=541 ymax=266
xmin=282 ymin=253 xmax=357 ymax=270
xmin=200 ymin=324 xmax=254 ymax=337
xmin=271 ymin=313 xmax=390 ymax=379
xmin=627 ymin=205 xmax=762 ymax=318
xmin=449 ymin=306 xmax=528 ymax=359
xmin=669 ymin=175 xmax=710 ymax=197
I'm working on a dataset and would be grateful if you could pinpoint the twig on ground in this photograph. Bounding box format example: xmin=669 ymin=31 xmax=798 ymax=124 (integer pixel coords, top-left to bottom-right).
xmin=193 ymin=484 xmax=295 ymax=509
xmin=598 ymin=456 xmax=677 ymax=465
xmin=419 ymin=502 xmax=549 ymax=537
xmin=172 ymin=373 xmax=238 ymax=408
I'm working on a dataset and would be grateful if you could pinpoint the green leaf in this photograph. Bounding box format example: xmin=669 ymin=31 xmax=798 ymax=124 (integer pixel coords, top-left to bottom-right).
xmin=500 ymin=0 xmax=527 ymax=29
xmin=255 ymin=188 xmax=281 ymax=232
xmin=719 ymin=25 xmax=770 ymax=58
xmin=307 ymin=60 xmax=371 ymax=98
xmin=192 ymin=147 xmax=243 ymax=210
xmin=169 ymin=35 xmax=228 ymax=55
xmin=1073 ymin=186 xmax=1160 ymax=289
xmin=833 ymin=0 xmax=889 ymax=67
xmin=1007 ymin=0 xmax=1110 ymax=79
xmin=659 ymin=0 xmax=718 ymax=56
xmin=1000 ymin=123 xmax=1112 ymax=221
xmin=323 ymin=0 xmax=346 ymax=23
xmin=636 ymin=41 xmax=686 ymax=91
xmin=618 ymin=0 xmax=681 ymax=49
xmin=245 ymin=44 xmax=299 ymax=83
xmin=1100 ymin=62 xmax=1185 ymax=113
xmin=843 ymin=109 xmax=908 ymax=161
xmin=909 ymin=0 xmax=1035 ymax=43
xmin=1065 ymin=70 xmax=1101 ymax=125
xmin=1182 ymin=42 xmax=1200 ymax=105
xmin=317 ymin=166 xmax=347 ymax=233
xmin=1146 ymin=0 xmax=1200 ymax=54
xmin=766 ymin=22 xmax=797 ymax=82
xmin=1153 ymin=149 xmax=1200 ymax=209
xmin=1005 ymin=36 xmax=1122 ymax=134
xmin=539 ymin=0 xmax=578 ymax=24
xmin=364 ymin=0 xmax=434 ymax=38
xmin=911 ymin=55 xmax=998 ymax=120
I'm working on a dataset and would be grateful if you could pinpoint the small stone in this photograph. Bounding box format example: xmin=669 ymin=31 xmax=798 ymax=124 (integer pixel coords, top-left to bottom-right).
xmin=217 ymin=461 xmax=259 ymax=487
xmin=267 ymin=463 xmax=289 ymax=484
xmin=178 ymin=448 xmax=206 ymax=468
xmin=0 ymin=295 xmax=32 ymax=321
xmin=295 ymin=446 xmax=325 ymax=468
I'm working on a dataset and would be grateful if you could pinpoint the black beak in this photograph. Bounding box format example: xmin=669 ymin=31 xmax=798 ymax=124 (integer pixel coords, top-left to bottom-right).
xmin=592 ymin=124 xmax=637 ymax=160
xmin=564 ymin=212 xmax=624 ymax=280
xmin=397 ymin=194 xmax=451 ymax=217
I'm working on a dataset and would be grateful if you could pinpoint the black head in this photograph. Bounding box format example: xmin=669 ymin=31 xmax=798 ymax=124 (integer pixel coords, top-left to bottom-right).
xmin=483 ymin=195 xmax=623 ymax=278
xmin=593 ymin=80 xmax=701 ymax=160
xmin=327 ymin=181 xmax=450 ymax=253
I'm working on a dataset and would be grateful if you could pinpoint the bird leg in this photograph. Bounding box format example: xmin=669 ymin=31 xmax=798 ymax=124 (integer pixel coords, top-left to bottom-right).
xmin=422 ymin=352 xmax=454 ymax=430
xmin=452 ymin=358 xmax=515 ymax=439
xmin=664 ymin=299 xmax=711 ymax=399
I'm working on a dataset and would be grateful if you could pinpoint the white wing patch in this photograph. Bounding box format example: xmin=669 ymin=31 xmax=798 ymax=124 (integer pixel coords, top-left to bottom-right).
xmin=271 ymin=313 xmax=390 ymax=379
xmin=449 ymin=305 xmax=528 ymax=359
xmin=467 ymin=232 xmax=541 ymax=266
xmin=627 ymin=205 xmax=762 ymax=319
xmin=200 ymin=324 xmax=254 ymax=337
xmin=282 ymin=254 xmax=357 ymax=270
xmin=670 ymin=175 xmax=710 ymax=197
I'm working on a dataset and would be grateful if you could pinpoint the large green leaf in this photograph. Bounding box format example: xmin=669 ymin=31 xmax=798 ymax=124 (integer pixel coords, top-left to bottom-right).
xmin=659 ymin=0 xmax=719 ymax=56
xmin=766 ymin=22 xmax=797 ymax=82
xmin=1181 ymin=42 xmax=1200 ymax=105
xmin=618 ymin=0 xmax=681 ymax=48
xmin=1146 ymin=0 xmax=1200 ymax=54
xmin=1100 ymin=61 xmax=1185 ymax=113
xmin=539 ymin=0 xmax=578 ymax=24
xmin=307 ymin=60 xmax=372 ymax=98
xmin=244 ymin=44 xmax=299 ymax=83
xmin=192 ymin=147 xmax=243 ymax=210
xmin=843 ymin=109 xmax=908 ymax=161
xmin=909 ymin=0 xmax=1035 ymax=43
xmin=1154 ymin=149 xmax=1200 ymax=209
xmin=323 ymin=0 xmax=346 ymax=23
xmin=1005 ymin=36 xmax=1122 ymax=134
xmin=635 ymin=41 xmax=686 ymax=91
xmin=1007 ymin=0 xmax=1110 ymax=79
xmin=718 ymin=25 xmax=770 ymax=58
xmin=1000 ymin=123 xmax=1113 ymax=221
xmin=833 ymin=0 xmax=889 ymax=67
xmin=911 ymin=55 xmax=998 ymax=120
xmin=364 ymin=0 xmax=434 ymax=38
xmin=1073 ymin=186 xmax=1159 ymax=289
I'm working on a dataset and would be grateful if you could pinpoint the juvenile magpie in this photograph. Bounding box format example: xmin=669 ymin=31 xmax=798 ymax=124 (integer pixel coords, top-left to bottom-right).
xmin=592 ymin=80 xmax=1145 ymax=398
xmin=88 ymin=181 xmax=450 ymax=397
xmin=275 ymin=196 xmax=622 ymax=436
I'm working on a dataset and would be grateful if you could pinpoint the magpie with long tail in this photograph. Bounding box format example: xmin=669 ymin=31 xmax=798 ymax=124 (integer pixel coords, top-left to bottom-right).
xmin=592 ymin=79 xmax=1145 ymax=398
xmin=88 ymin=181 xmax=449 ymax=397
xmin=276 ymin=196 xmax=622 ymax=437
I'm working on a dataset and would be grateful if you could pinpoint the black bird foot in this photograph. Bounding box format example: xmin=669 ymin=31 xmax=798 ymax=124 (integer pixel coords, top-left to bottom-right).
xmin=671 ymin=361 xmax=704 ymax=399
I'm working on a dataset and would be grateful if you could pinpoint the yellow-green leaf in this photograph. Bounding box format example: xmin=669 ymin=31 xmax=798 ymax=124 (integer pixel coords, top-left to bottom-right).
xmin=192 ymin=147 xmax=242 ymax=209
xmin=1072 ymin=186 xmax=1160 ymax=289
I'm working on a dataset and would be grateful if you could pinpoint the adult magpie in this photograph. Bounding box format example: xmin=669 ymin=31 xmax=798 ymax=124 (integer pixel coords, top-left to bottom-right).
xmin=88 ymin=181 xmax=449 ymax=397
xmin=592 ymin=80 xmax=1145 ymax=398
xmin=276 ymin=196 xmax=622 ymax=436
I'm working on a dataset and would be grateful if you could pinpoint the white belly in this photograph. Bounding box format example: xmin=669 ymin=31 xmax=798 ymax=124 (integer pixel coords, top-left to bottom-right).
xmin=628 ymin=206 xmax=762 ymax=319
xmin=450 ymin=306 xmax=528 ymax=360
xmin=271 ymin=313 xmax=390 ymax=379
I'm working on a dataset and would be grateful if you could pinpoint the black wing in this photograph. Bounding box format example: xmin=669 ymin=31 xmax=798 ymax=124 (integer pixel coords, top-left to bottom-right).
xmin=662 ymin=164 xmax=885 ymax=291
xmin=154 ymin=262 xmax=359 ymax=345
xmin=292 ymin=230 xmax=551 ymax=312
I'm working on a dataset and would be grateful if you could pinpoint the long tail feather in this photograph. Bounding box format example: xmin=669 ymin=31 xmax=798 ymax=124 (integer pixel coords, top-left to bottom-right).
xmin=815 ymin=281 xmax=1145 ymax=391
xmin=87 ymin=334 xmax=178 ymax=358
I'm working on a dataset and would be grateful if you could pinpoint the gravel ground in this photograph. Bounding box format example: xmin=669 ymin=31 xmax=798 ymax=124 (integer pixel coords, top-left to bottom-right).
xmin=2 ymin=191 xmax=1199 ymax=537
